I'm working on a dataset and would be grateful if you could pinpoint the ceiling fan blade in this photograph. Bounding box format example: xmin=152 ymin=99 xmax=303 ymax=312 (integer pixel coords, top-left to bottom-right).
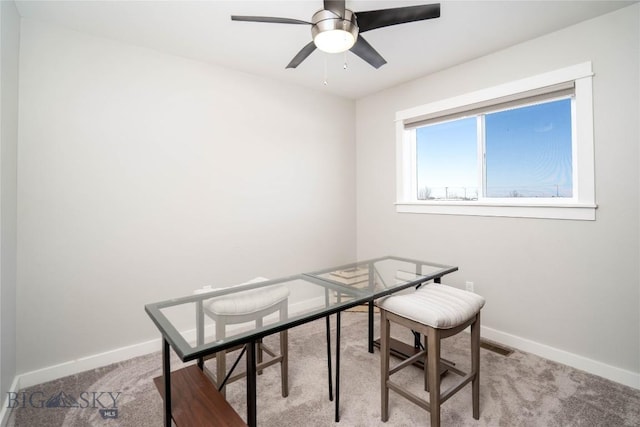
xmin=324 ymin=0 xmax=345 ymax=18
xmin=349 ymin=35 xmax=386 ymax=69
xmin=231 ymin=15 xmax=311 ymax=25
xmin=356 ymin=3 xmax=441 ymax=33
xmin=286 ymin=41 xmax=317 ymax=69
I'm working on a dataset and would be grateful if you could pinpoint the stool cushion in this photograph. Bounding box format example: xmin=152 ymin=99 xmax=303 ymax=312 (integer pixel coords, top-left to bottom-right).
xmin=378 ymin=284 xmax=485 ymax=329
xmin=206 ymin=285 xmax=290 ymax=316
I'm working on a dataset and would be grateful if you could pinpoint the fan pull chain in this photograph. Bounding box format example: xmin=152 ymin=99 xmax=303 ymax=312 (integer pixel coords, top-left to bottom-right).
xmin=323 ymin=54 xmax=328 ymax=85
xmin=343 ymin=52 xmax=348 ymax=70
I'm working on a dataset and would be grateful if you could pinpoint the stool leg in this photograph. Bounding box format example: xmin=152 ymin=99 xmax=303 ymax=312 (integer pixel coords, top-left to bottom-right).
xmin=471 ymin=312 xmax=481 ymax=419
xmin=427 ymin=328 xmax=441 ymax=427
xmin=380 ymin=310 xmax=390 ymax=422
xmin=216 ymin=321 xmax=227 ymax=398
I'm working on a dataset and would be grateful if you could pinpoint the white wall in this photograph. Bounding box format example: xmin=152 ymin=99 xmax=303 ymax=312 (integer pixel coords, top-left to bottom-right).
xmin=356 ymin=5 xmax=640 ymax=386
xmin=16 ymin=19 xmax=356 ymax=375
xmin=0 ymin=0 xmax=20 ymax=407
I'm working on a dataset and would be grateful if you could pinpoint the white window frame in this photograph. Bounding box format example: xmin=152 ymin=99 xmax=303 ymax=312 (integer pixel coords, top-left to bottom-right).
xmin=395 ymin=62 xmax=597 ymax=220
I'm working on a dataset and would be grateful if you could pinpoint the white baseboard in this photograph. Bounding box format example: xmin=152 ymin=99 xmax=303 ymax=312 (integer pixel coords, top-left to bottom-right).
xmin=0 ymin=375 xmax=21 ymax=427
xmin=17 ymin=337 xmax=162 ymax=389
xmin=481 ymin=325 xmax=640 ymax=390
xmin=15 ymin=296 xmax=327 ymax=389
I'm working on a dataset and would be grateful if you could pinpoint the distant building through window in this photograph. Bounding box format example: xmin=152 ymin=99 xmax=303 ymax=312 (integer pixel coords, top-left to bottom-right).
xmin=395 ymin=62 xmax=596 ymax=220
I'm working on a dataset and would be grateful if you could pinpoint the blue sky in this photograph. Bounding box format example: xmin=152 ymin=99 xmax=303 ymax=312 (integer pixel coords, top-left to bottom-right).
xmin=416 ymin=98 xmax=573 ymax=199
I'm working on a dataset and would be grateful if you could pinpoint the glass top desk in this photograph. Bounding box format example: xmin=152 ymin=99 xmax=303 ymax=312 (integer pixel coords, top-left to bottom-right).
xmin=145 ymin=256 xmax=457 ymax=426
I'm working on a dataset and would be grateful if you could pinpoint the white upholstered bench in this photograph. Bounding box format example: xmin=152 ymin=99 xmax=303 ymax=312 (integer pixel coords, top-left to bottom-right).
xmin=200 ymin=278 xmax=290 ymax=398
xmin=378 ymin=283 xmax=485 ymax=427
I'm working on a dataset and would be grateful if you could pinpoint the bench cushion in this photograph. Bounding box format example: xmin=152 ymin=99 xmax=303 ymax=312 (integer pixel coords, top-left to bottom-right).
xmin=205 ymin=284 xmax=290 ymax=316
xmin=378 ymin=284 xmax=485 ymax=329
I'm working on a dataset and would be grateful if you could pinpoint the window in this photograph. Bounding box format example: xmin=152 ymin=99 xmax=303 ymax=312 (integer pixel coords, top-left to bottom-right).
xmin=396 ymin=63 xmax=596 ymax=220
xmin=415 ymin=97 xmax=573 ymax=200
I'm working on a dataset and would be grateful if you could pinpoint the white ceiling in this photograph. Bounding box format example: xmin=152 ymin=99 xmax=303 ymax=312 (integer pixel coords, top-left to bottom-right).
xmin=14 ymin=0 xmax=636 ymax=99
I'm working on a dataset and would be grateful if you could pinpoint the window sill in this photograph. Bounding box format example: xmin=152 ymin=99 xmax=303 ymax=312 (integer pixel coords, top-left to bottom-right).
xmin=395 ymin=201 xmax=597 ymax=220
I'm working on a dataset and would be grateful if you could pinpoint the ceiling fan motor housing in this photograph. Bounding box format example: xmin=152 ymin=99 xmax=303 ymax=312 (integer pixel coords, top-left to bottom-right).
xmin=311 ymin=9 xmax=359 ymax=53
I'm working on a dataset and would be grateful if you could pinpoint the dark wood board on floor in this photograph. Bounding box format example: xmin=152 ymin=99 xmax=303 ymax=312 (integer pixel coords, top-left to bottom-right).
xmin=153 ymin=364 xmax=247 ymax=427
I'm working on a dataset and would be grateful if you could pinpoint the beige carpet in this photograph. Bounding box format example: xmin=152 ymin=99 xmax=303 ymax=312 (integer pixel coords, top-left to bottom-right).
xmin=7 ymin=312 xmax=640 ymax=426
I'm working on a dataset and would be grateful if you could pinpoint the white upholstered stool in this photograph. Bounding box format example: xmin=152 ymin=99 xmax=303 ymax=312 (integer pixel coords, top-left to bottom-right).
xmin=202 ymin=278 xmax=290 ymax=398
xmin=378 ymin=284 xmax=485 ymax=427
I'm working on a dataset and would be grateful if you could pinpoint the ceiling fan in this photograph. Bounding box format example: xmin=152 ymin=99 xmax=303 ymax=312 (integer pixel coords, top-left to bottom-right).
xmin=231 ymin=1 xmax=440 ymax=69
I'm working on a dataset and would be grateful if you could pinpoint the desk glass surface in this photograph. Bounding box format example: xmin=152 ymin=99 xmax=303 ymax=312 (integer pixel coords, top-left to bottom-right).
xmin=145 ymin=256 xmax=457 ymax=362
xmin=305 ymin=256 xmax=457 ymax=297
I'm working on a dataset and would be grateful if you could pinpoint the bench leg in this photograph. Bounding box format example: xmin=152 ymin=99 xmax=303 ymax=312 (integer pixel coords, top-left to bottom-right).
xmin=427 ymin=328 xmax=441 ymax=427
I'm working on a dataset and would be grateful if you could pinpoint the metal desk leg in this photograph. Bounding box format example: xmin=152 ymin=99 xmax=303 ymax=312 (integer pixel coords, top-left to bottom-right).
xmin=335 ymin=311 xmax=341 ymax=422
xmin=162 ymin=338 xmax=172 ymax=427
xmin=326 ymin=316 xmax=333 ymax=401
xmin=246 ymin=340 xmax=257 ymax=427
xmin=368 ymin=301 xmax=374 ymax=353
xmin=196 ymin=300 xmax=204 ymax=369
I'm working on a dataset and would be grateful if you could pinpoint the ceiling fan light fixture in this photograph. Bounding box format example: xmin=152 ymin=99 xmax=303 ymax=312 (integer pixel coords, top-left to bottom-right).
xmin=314 ymin=30 xmax=355 ymax=53
xmin=311 ymin=9 xmax=358 ymax=54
